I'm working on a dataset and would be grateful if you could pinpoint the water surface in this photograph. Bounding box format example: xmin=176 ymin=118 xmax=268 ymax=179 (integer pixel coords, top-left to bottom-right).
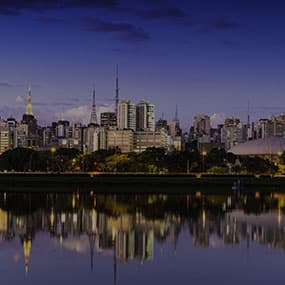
xmin=0 ymin=189 xmax=284 ymax=284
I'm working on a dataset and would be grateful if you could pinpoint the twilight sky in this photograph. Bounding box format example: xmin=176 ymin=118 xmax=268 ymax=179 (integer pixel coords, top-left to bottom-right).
xmin=0 ymin=0 xmax=285 ymax=130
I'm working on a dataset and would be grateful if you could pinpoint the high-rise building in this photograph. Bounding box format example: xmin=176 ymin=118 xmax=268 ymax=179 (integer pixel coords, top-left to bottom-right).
xmin=16 ymin=123 xmax=28 ymax=147
xmin=100 ymin=112 xmax=117 ymax=128
xmin=56 ymin=120 xmax=70 ymax=138
xmin=107 ymin=129 xmax=134 ymax=153
xmin=136 ymin=100 xmax=155 ymax=131
xmin=117 ymin=100 xmax=136 ymax=131
xmin=193 ymin=115 xmax=211 ymax=138
xmin=169 ymin=106 xmax=182 ymax=138
xmin=21 ymin=88 xmax=39 ymax=147
xmin=0 ymin=127 xmax=9 ymax=154
xmin=254 ymin=119 xmax=274 ymax=139
xmin=155 ymin=117 xmax=168 ymax=132
xmin=7 ymin=117 xmax=17 ymax=149
xmin=222 ymin=118 xmax=246 ymax=150
xmin=86 ymin=124 xmax=100 ymax=153
xmin=22 ymin=88 xmax=37 ymax=136
xmin=134 ymin=129 xmax=167 ymax=152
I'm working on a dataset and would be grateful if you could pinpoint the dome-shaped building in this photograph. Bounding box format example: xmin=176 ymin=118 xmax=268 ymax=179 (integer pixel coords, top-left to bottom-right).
xmin=228 ymin=137 xmax=285 ymax=156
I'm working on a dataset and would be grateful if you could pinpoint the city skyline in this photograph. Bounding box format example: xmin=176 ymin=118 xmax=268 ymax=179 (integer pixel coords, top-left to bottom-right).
xmin=1 ymin=1 xmax=285 ymax=128
xmin=3 ymin=83 xmax=285 ymax=131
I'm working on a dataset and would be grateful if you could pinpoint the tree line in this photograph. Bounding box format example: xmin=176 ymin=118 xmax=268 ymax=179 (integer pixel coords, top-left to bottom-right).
xmin=0 ymin=147 xmax=280 ymax=174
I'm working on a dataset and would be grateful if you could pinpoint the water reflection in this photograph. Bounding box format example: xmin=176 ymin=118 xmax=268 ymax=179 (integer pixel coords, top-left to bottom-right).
xmin=0 ymin=190 xmax=285 ymax=280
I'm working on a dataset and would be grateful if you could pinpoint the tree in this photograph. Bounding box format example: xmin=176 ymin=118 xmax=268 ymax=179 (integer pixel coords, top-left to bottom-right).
xmin=241 ymin=157 xmax=277 ymax=174
xmin=0 ymin=148 xmax=37 ymax=171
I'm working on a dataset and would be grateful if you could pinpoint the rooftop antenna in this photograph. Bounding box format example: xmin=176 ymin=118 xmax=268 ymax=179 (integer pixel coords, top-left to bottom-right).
xmin=247 ymin=100 xmax=250 ymax=128
xmin=90 ymin=85 xmax=98 ymax=125
xmin=115 ymin=64 xmax=119 ymax=115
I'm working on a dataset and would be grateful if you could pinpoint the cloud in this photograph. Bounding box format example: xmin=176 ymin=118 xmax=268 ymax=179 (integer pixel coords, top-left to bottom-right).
xmin=0 ymin=0 xmax=119 ymax=14
xmin=54 ymin=104 xmax=114 ymax=124
xmin=55 ymin=105 xmax=90 ymax=123
xmin=200 ymin=18 xmax=239 ymax=33
xmin=16 ymin=96 xmax=24 ymax=104
xmin=81 ymin=18 xmax=151 ymax=42
xmin=210 ymin=113 xmax=226 ymax=127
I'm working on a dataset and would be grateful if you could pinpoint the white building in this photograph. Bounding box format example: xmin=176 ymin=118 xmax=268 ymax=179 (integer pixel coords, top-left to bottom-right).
xmin=0 ymin=127 xmax=10 ymax=154
xmin=136 ymin=100 xmax=155 ymax=131
xmin=117 ymin=100 xmax=136 ymax=131
xmin=107 ymin=129 xmax=134 ymax=153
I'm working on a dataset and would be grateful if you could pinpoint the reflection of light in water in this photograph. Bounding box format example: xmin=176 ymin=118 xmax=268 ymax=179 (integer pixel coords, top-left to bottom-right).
xmin=61 ymin=213 xmax=66 ymax=223
xmin=202 ymin=210 xmax=206 ymax=228
xmin=112 ymin=227 xmax=116 ymax=242
xmin=91 ymin=209 xmax=97 ymax=232
xmin=0 ymin=209 xmax=8 ymax=231
xmin=50 ymin=208 xmax=54 ymax=227
xmin=23 ymin=239 xmax=31 ymax=274
xmin=195 ymin=192 xmax=201 ymax=198
xmin=227 ymin=196 xmax=231 ymax=207
xmin=72 ymin=195 xmax=76 ymax=209
xmin=73 ymin=213 xmax=77 ymax=224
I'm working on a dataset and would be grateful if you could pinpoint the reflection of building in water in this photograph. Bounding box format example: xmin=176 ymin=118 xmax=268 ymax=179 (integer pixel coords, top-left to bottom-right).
xmin=2 ymin=192 xmax=285 ymax=274
xmin=116 ymin=230 xmax=153 ymax=262
xmin=226 ymin=210 xmax=285 ymax=250
xmin=14 ymin=214 xmax=35 ymax=274
xmin=23 ymin=238 xmax=31 ymax=273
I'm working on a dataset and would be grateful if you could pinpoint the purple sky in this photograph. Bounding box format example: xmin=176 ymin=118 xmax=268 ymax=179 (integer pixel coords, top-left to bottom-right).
xmin=0 ymin=0 xmax=285 ymax=130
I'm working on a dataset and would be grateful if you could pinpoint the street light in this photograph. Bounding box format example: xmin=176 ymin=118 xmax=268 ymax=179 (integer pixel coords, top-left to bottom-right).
xmin=50 ymin=147 xmax=56 ymax=172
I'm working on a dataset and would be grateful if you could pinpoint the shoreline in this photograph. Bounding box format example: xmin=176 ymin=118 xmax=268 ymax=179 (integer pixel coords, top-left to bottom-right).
xmin=0 ymin=172 xmax=284 ymax=193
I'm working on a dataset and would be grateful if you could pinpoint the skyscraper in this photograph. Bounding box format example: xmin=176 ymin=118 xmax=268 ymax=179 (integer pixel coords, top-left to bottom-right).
xmin=7 ymin=117 xmax=17 ymax=149
xmin=117 ymin=100 xmax=136 ymax=131
xmin=169 ymin=106 xmax=182 ymax=138
xmin=193 ymin=115 xmax=211 ymax=138
xmin=100 ymin=112 xmax=117 ymax=128
xmin=136 ymin=100 xmax=155 ymax=131
xmin=221 ymin=117 xmax=245 ymax=150
xmin=25 ymin=87 xmax=33 ymax=116
xmin=21 ymin=87 xmax=38 ymax=146
xmin=0 ymin=127 xmax=9 ymax=154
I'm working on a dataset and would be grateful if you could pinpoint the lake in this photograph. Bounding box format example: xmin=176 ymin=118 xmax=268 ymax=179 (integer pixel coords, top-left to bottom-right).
xmin=0 ymin=188 xmax=284 ymax=284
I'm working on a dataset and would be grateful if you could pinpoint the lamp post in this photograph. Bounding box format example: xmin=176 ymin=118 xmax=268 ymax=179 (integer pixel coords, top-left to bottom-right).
xmin=50 ymin=147 xmax=56 ymax=172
